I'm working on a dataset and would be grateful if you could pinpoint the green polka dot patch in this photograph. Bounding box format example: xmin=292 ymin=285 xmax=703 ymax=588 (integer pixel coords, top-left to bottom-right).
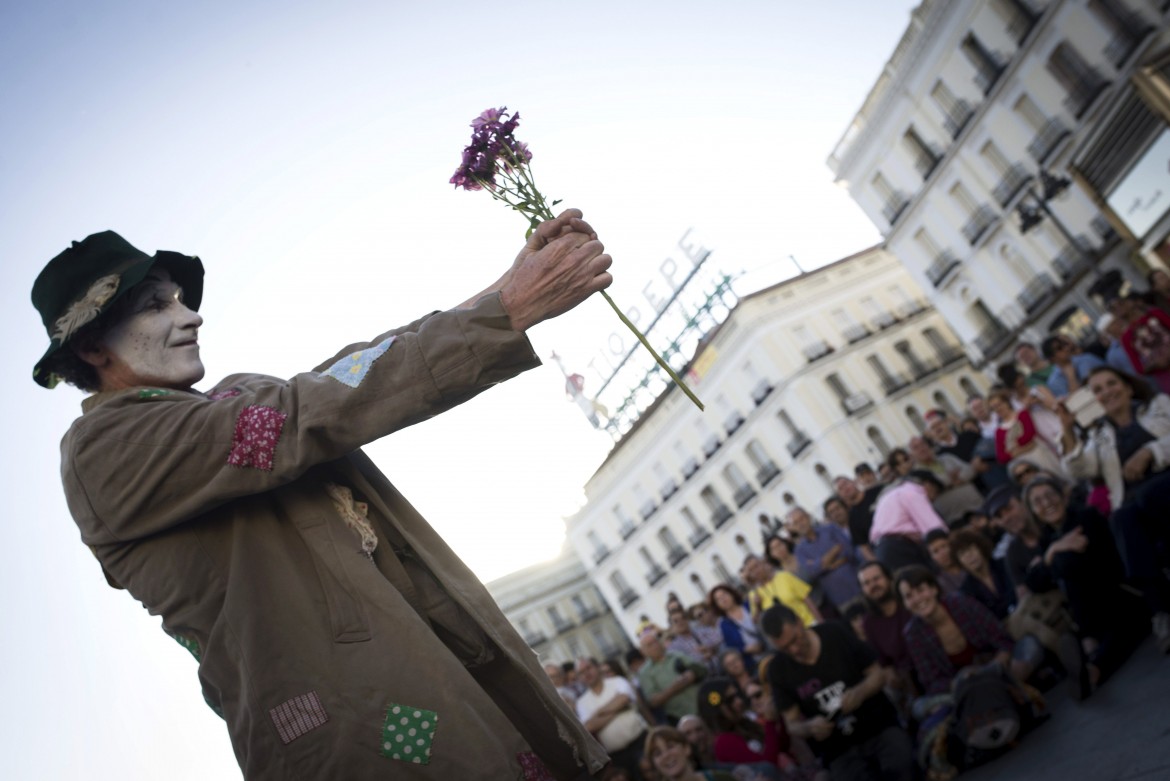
xmin=380 ymin=703 xmax=437 ymax=764
xmin=137 ymin=388 xmax=173 ymax=399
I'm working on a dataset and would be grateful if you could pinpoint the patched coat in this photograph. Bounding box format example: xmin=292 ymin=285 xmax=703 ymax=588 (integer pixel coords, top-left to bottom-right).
xmin=60 ymin=294 xmax=608 ymax=780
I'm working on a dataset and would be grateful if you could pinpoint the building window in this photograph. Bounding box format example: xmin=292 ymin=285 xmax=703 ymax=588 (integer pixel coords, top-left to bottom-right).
xmin=933 ymin=390 xmax=960 ymax=419
xmin=814 ymin=463 xmax=834 ymax=489
xmin=903 ymin=126 xmax=943 ymax=180
xmin=990 ymin=0 xmax=1040 ymax=43
xmin=930 ymin=79 xmax=974 ymax=138
xmin=712 ymin=555 xmax=735 ymax=587
xmin=873 ymin=171 xmax=910 ymax=224
xmin=906 ymin=405 xmax=926 ymax=433
xmin=868 ymin=354 xmax=908 ymax=396
xmin=701 ymin=486 xmax=733 ymax=528
xmin=959 ymin=376 xmax=982 ymax=399
xmin=1088 ymin=0 xmax=1153 ymax=67
xmin=867 ymin=426 xmax=893 ymax=459
xmin=895 ymin=339 xmax=932 ymax=379
xmin=1047 ymin=42 xmax=1110 ymax=119
xmin=613 ymin=504 xmax=637 ymax=540
xmin=746 ymin=439 xmax=781 ymax=486
xmin=689 ymin=572 xmax=707 ymax=598
xmin=960 ymin=32 xmax=1006 ymax=95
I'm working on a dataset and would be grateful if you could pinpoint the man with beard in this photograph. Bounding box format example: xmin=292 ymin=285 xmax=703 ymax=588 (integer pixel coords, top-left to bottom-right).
xmin=857 ymin=562 xmax=917 ymax=701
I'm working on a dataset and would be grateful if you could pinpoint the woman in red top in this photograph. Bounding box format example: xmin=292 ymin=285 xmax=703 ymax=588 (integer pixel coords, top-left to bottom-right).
xmin=987 ymin=387 xmax=1063 ymax=475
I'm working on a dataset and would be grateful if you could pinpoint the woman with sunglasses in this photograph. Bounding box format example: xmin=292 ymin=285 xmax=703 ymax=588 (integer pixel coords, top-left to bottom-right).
xmin=697 ymin=677 xmax=792 ymax=772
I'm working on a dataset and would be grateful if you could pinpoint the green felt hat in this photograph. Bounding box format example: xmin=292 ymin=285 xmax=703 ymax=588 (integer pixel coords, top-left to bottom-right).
xmin=31 ymin=230 xmax=204 ymax=388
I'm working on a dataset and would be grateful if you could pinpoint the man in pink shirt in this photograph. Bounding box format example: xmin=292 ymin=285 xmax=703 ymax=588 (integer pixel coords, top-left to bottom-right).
xmin=869 ymin=472 xmax=946 ymax=574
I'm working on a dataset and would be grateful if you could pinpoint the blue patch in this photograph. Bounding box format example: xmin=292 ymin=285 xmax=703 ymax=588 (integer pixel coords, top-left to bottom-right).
xmin=321 ymin=337 xmax=396 ymax=388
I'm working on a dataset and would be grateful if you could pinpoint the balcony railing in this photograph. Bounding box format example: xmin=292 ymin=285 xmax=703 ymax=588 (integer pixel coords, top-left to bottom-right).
xmin=1005 ymin=0 xmax=1040 ymax=42
xmin=724 ymin=412 xmax=745 ymax=436
xmin=787 ymin=433 xmax=812 ymax=458
xmin=733 ymin=484 xmax=758 ymax=508
xmin=593 ymin=546 xmax=611 ymax=565
xmin=688 ymin=528 xmax=712 ymax=548
xmin=882 ymin=194 xmax=911 ymax=225
xmin=710 ymin=504 xmax=734 ymax=529
xmin=1017 ymin=273 xmax=1058 ymax=314
xmin=1063 ymin=72 xmax=1110 ymax=120
xmin=523 ymin=632 xmax=548 ymax=646
xmin=802 ymin=340 xmax=835 ymax=363
xmin=618 ymin=590 xmax=640 ymax=609
xmin=843 ymin=324 xmax=871 ymax=343
xmin=842 ymin=392 xmax=875 ymax=416
xmin=974 ymin=320 xmax=1012 ymax=359
xmin=970 ymin=42 xmax=1007 ymax=95
xmin=962 ymin=205 xmax=998 ymax=246
xmin=943 ymin=101 xmax=975 ymax=139
xmin=906 ymin=356 xmax=933 ymax=379
xmin=619 ymin=522 xmax=637 ymax=540
xmin=646 ymin=566 xmax=667 ymax=587
xmin=1054 ymin=245 xmax=1092 ymax=280
xmin=681 ymin=457 xmax=701 ymax=480
xmin=1091 ymin=215 xmax=1117 ymax=243
xmin=702 ymin=435 xmax=722 ymax=458
xmin=660 ymin=479 xmax=678 ymax=502
xmin=926 ymin=252 xmax=961 ymax=288
xmin=880 ymin=373 xmax=911 ymax=396
xmin=934 ymin=346 xmax=967 ymax=366
xmin=993 ymin=165 xmax=1031 ymax=207
xmin=553 ymin=620 xmax=576 ymax=636
xmin=1104 ymin=11 xmax=1152 ymax=67
xmin=667 ymin=547 xmax=690 ymax=568
xmin=751 ymin=379 xmax=774 ymax=406
xmin=1027 ymin=118 xmax=1070 ymax=164
xmin=577 ymin=608 xmax=600 ymax=622
xmin=756 ymin=461 xmax=781 ymax=487
xmin=896 ymin=299 xmax=928 ymax=319
xmin=872 ymin=311 xmax=898 ymax=330
xmin=639 ymin=500 xmax=658 ymax=521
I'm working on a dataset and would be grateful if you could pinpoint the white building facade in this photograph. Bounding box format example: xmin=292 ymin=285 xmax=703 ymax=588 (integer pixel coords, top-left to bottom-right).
xmin=565 ymin=248 xmax=989 ymax=638
xmin=828 ymin=0 xmax=1170 ymax=364
xmin=487 ymin=545 xmax=633 ymax=666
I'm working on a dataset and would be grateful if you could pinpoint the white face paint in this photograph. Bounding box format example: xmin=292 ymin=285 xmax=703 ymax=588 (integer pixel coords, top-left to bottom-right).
xmin=95 ymin=269 xmax=204 ymax=390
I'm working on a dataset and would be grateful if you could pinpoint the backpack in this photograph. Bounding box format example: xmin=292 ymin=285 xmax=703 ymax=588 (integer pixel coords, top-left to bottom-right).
xmin=950 ymin=665 xmax=1021 ymax=750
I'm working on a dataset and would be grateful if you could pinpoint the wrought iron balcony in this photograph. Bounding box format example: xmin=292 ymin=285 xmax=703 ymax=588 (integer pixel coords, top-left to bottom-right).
xmin=639 ymin=500 xmax=658 ymax=521
xmin=872 ymin=311 xmax=898 ymax=330
xmin=993 ymin=165 xmax=1031 ymax=207
xmin=577 ymin=608 xmax=600 ymax=622
xmin=660 ymin=479 xmax=679 ymax=502
xmin=619 ymin=522 xmax=637 ymax=540
xmin=723 ymin=412 xmax=745 ymax=436
xmin=751 ymin=379 xmax=774 ymax=405
xmin=1005 ymin=0 xmax=1040 ymax=42
xmin=896 ymin=299 xmax=928 ymax=319
xmin=1017 ymin=273 xmax=1058 ymax=315
xmin=702 ymin=435 xmax=722 ymax=458
xmin=1054 ymin=243 xmax=1093 ymax=280
xmin=962 ymin=206 xmax=998 ymax=246
xmin=667 ymin=547 xmax=690 ymax=568
xmin=880 ymin=373 xmax=911 ymax=396
xmin=1027 ymin=118 xmax=1070 ymax=165
xmin=618 ymin=590 xmax=640 ymax=609
xmin=882 ymin=194 xmax=911 ymax=225
xmin=681 ymin=457 xmax=701 ymax=480
xmin=593 ymin=546 xmax=611 ymax=565
xmin=646 ymin=566 xmax=667 ymax=587
xmin=844 ymin=324 xmax=871 ymax=344
xmin=733 ymin=484 xmax=758 ymax=508
xmin=802 ymin=340 xmax=835 ymax=363
xmin=926 ymin=252 xmax=961 ymax=288
xmin=842 ymin=392 xmax=874 ymax=416
xmin=756 ymin=461 xmax=781 ymax=487
xmin=1104 ymin=9 xmax=1152 ymax=67
xmin=523 ymin=631 xmax=548 ymax=646
xmin=934 ymin=346 xmax=966 ymax=366
xmin=1062 ymin=71 xmax=1110 ymax=120
xmin=710 ymin=504 xmax=734 ymax=529
xmin=787 ymin=433 xmax=812 ymax=458
xmin=553 ymin=620 xmax=576 ymax=636
xmin=974 ymin=320 xmax=1012 ymax=359
xmin=688 ymin=528 xmax=711 ymax=548
xmin=943 ymin=101 xmax=975 ymax=139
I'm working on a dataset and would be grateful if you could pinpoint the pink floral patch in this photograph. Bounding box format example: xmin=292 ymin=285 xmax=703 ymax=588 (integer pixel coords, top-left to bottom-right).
xmin=226 ymin=405 xmax=287 ymax=471
xmin=208 ymin=387 xmax=242 ymax=401
xmin=517 ymin=752 xmax=554 ymax=781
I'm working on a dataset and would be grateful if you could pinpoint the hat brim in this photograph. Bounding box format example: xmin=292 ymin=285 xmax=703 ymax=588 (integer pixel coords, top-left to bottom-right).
xmin=33 ymin=251 xmax=204 ymax=388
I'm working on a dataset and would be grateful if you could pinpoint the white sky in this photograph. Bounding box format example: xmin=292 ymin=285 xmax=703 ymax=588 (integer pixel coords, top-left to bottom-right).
xmin=0 ymin=1 xmax=915 ymax=777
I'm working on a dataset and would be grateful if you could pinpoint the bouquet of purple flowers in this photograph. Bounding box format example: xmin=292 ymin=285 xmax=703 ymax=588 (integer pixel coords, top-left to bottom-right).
xmin=451 ymin=107 xmax=703 ymax=411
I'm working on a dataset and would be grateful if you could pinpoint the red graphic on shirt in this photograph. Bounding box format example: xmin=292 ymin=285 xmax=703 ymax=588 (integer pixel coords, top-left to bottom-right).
xmin=517 ymin=751 xmax=555 ymax=781
xmin=226 ymin=405 xmax=287 ymax=471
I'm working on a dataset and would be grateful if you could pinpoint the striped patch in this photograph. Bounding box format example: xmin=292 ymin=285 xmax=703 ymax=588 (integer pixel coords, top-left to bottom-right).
xmin=269 ymin=691 xmax=329 ymax=745
xmin=321 ymin=337 xmax=396 ymax=388
xmin=380 ymin=703 xmax=437 ymax=764
xmin=208 ymin=387 xmax=242 ymax=400
xmin=226 ymin=405 xmax=287 ymax=471
xmin=517 ymin=751 xmax=555 ymax=781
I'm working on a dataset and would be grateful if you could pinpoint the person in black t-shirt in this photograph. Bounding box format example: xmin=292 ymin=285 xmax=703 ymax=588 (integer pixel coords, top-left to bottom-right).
xmin=833 ymin=475 xmax=884 ymax=562
xmin=762 ymin=605 xmax=914 ymax=781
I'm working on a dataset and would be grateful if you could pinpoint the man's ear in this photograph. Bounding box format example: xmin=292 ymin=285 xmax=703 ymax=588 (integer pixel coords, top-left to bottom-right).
xmin=71 ymin=336 xmax=109 ymax=369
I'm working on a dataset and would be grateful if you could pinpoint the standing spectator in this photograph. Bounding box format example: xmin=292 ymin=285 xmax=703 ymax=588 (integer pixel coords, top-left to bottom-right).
xmin=710 ymin=584 xmax=766 ymax=665
xmin=822 ymin=497 xmax=851 ymax=533
xmin=854 ymin=463 xmax=878 ymax=489
xmin=967 ymin=394 xmax=999 ymax=439
xmin=640 ymin=631 xmax=709 ymax=726
xmin=762 ymin=605 xmax=914 ymax=781
xmin=886 ymin=448 xmax=914 ymax=479
xmin=1016 ymin=342 xmax=1054 ymax=387
xmin=833 ymin=476 xmax=885 ymax=562
xmin=545 ymin=662 xmax=579 ymax=710
xmin=924 ymin=409 xmax=982 ymax=462
xmin=788 ymin=507 xmax=861 ymax=611
xmin=576 ymin=656 xmax=650 ymax=778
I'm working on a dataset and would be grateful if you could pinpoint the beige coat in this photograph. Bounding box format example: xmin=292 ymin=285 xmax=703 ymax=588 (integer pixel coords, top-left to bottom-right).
xmin=60 ymin=294 xmax=608 ymax=780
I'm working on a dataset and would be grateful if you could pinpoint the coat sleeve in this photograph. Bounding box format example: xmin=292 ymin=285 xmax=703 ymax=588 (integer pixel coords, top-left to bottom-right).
xmin=1141 ymin=395 xmax=1170 ymax=471
xmin=63 ymin=294 xmax=540 ymax=545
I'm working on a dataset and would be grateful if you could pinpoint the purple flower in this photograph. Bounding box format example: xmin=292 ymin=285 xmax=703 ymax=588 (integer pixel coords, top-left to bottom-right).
xmin=471 ymin=106 xmax=506 ymax=129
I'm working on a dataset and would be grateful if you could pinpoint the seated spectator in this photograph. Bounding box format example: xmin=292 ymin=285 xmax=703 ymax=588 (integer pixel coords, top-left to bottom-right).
xmin=950 ymin=528 xmax=1015 ymax=620
xmin=690 ymin=603 xmax=728 ymax=664
xmin=925 ymin=408 xmax=982 ymax=463
xmin=698 ymin=676 xmax=792 ymax=770
xmin=1058 ymin=366 xmax=1170 ymax=653
xmin=856 ymin=562 xmax=918 ymax=714
xmin=720 ymin=649 xmax=755 ymax=703
xmin=1042 ymin=334 xmax=1105 ymax=398
xmin=668 ymin=609 xmax=716 ymax=668
xmin=924 ymin=529 xmax=965 ymax=594
xmin=854 ymin=462 xmax=878 ymax=489
xmin=640 ymin=631 xmax=709 ymax=726
xmin=643 ymin=725 xmax=737 ymax=781
xmin=908 ymin=436 xmax=985 ymax=524
xmin=988 ymin=385 xmax=1064 ymax=476
xmin=678 ymin=714 xmax=718 ymax=770
xmin=1021 ymin=476 xmax=1146 ymax=691
xmin=1148 ymin=267 xmax=1170 ymax=312
xmin=967 ymin=393 xmax=999 ymax=440
xmin=821 ymin=496 xmax=850 ymax=534
xmin=1016 ymin=341 xmax=1054 ymax=387
xmin=1118 ymin=295 xmax=1170 ymax=394
xmin=710 ymin=583 xmax=765 ymax=665
xmin=877 ymin=462 xmax=895 ymax=484
xmin=981 ymin=485 xmax=1045 ymax=601
xmin=745 ymin=553 xmax=820 ymax=627
xmin=576 ymin=656 xmax=650 ymax=777
xmin=868 ymin=472 xmax=945 ymax=573
xmin=886 ymin=447 xmax=913 ymax=480
xmin=833 ymin=475 xmax=885 ymax=562
xmin=787 ymin=507 xmax=861 ymax=611
xmin=762 ymin=605 xmax=915 ymax=781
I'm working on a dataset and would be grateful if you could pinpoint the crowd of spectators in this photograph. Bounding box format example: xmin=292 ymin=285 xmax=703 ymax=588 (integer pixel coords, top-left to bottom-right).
xmin=541 ymin=279 xmax=1170 ymax=781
